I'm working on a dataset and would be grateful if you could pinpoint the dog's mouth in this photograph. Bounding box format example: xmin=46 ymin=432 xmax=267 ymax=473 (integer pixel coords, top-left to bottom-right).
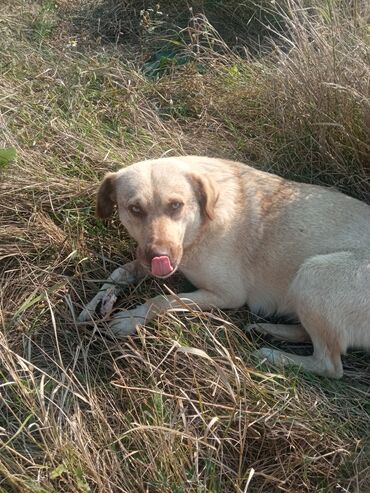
xmin=150 ymin=255 xmax=177 ymax=279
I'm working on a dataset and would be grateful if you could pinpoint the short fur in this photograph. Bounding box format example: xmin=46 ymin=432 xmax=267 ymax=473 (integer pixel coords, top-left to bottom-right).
xmin=79 ymin=156 xmax=370 ymax=378
xmin=96 ymin=172 xmax=117 ymax=219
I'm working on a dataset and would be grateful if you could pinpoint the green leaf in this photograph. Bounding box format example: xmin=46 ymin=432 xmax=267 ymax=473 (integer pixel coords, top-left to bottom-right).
xmin=50 ymin=463 xmax=68 ymax=480
xmin=75 ymin=466 xmax=91 ymax=493
xmin=0 ymin=147 xmax=17 ymax=169
xmin=229 ymin=64 xmax=239 ymax=77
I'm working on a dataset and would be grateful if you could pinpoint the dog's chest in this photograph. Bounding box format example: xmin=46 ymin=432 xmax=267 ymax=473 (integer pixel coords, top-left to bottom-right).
xmin=180 ymin=253 xmax=246 ymax=292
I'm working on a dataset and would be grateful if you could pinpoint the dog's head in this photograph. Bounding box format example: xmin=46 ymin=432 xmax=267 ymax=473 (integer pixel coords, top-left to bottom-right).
xmin=95 ymin=158 xmax=219 ymax=278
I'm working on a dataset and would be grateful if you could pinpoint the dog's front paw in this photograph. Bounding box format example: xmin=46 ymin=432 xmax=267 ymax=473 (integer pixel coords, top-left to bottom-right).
xmin=109 ymin=304 xmax=148 ymax=337
xmin=78 ymin=288 xmax=119 ymax=323
xmin=78 ymin=298 xmax=101 ymax=322
xmin=100 ymin=288 xmax=118 ymax=318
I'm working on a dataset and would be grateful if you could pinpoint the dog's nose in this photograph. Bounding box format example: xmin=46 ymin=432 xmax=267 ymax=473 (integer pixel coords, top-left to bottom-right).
xmin=146 ymin=248 xmax=170 ymax=262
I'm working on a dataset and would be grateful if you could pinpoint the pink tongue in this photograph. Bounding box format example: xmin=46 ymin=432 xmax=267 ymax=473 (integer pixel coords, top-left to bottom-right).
xmin=151 ymin=256 xmax=173 ymax=277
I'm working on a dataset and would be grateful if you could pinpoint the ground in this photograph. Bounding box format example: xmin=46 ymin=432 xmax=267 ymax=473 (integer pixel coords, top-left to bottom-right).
xmin=0 ymin=1 xmax=370 ymax=492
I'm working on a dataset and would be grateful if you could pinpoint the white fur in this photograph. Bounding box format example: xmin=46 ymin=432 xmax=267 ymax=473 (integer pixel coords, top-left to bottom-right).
xmin=79 ymin=156 xmax=370 ymax=378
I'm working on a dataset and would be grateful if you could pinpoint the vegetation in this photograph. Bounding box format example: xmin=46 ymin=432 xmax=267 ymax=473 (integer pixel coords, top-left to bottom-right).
xmin=0 ymin=1 xmax=369 ymax=491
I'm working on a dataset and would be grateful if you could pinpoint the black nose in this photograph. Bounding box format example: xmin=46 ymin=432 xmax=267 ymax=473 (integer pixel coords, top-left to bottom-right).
xmin=146 ymin=248 xmax=170 ymax=262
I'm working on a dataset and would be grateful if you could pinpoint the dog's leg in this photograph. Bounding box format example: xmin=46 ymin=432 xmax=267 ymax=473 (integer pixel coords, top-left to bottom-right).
xmin=253 ymin=347 xmax=343 ymax=378
xmin=246 ymin=323 xmax=310 ymax=342
xmin=78 ymin=260 xmax=146 ymax=322
xmin=251 ymin=322 xmax=342 ymax=378
xmin=109 ymin=289 xmax=242 ymax=337
xmin=253 ymin=316 xmax=344 ymax=378
xmin=253 ymin=253 xmax=364 ymax=379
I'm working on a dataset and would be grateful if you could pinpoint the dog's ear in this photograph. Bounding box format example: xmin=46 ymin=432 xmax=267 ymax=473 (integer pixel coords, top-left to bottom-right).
xmin=188 ymin=173 xmax=219 ymax=220
xmin=96 ymin=172 xmax=117 ymax=218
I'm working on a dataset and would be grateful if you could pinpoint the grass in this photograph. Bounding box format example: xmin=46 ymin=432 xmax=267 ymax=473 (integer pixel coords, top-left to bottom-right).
xmin=0 ymin=0 xmax=370 ymax=491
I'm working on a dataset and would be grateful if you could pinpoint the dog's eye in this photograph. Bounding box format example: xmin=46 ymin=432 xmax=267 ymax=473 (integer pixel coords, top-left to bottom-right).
xmin=128 ymin=204 xmax=144 ymax=216
xmin=169 ymin=201 xmax=183 ymax=211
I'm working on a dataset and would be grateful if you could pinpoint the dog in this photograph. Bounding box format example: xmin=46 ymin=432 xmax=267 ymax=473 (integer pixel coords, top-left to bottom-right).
xmin=78 ymin=155 xmax=370 ymax=378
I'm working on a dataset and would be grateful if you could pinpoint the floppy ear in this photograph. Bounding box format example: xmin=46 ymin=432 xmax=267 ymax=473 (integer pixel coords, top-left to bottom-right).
xmin=96 ymin=172 xmax=117 ymax=218
xmin=188 ymin=173 xmax=219 ymax=220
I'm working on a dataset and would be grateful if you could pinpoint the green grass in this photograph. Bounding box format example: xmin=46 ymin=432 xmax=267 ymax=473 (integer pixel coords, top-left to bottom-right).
xmin=0 ymin=0 xmax=370 ymax=492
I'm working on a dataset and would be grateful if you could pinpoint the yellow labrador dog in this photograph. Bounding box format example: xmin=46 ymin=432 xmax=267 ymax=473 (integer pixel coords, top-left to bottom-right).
xmin=78 ymin=156 xmax=370 ymax=378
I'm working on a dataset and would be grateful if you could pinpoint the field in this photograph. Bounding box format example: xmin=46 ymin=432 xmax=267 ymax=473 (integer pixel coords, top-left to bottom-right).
xmin=0 ymin=1 xmax=370 ymax=492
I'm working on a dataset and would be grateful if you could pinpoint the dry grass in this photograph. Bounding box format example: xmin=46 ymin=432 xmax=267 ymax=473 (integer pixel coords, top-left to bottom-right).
xmin=1 ymin=1 xmax=370 ymax=492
